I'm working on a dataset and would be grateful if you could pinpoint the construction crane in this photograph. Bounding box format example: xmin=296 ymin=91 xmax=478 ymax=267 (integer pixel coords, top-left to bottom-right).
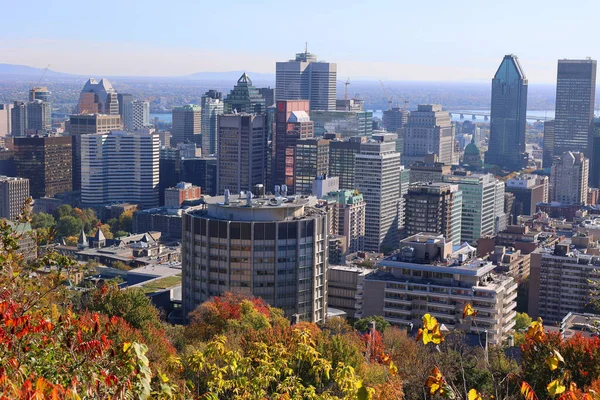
xmin=379 ymin=80 xmax=393 ymax=111
xmin=403 ymin=99 xmax=409 ymax=111
xmin=36 ymin=64 xmax=51 ymax=86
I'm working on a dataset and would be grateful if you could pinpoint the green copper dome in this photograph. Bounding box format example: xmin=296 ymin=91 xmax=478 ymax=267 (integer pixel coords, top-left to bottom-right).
xmin=464 ymin=137 xmax=480 ymax=156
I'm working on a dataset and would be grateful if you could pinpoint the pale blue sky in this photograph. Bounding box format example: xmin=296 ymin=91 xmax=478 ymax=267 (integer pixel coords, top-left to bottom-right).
xmin=1 ymin=0 xmax=598 ymax=82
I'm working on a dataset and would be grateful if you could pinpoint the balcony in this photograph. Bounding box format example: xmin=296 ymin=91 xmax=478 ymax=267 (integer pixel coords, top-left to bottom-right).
xmin=383 ymin=307 xmax=411 ymax=315
xmin=383 ymin=316 xmax=414 ymax=326
xmin=355 ymin=292 xmax=363 ymax=300
xmin=504 ymin=292 xmax=517 ymax=304
xmin=384 ymin=297 xmax=412 ymax=306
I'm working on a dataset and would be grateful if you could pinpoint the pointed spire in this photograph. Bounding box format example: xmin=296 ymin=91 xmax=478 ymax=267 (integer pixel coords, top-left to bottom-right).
xmin=78 ymin=228 xmax=88 ymax=248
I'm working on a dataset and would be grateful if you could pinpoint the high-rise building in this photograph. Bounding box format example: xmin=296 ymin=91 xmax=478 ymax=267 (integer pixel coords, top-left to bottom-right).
xmin=402 ymin=104 xmax=454 ymax=166
xmin=485 ymin=55 xmax=528 ymax=170
xmin=200 ymin=90 xmax=224 ymax=155
xmin=328 ymin=135 xmax=365 ymax=190
xmin=13 ymin=135 xmax=72 ymax=199
xmin=408 ymin=153 xmax=452 ymax=183
xmin=123 ymin=100 xmax=150 ymax=131
xmin=180 ymin=156 xmax=217 ymax=196
xmin=182 ymin=194 xmax=329 ymax=322
xmin=272 ymin=100 xmax=314 ymax=191
xmin=276 ymin=50 xmax=336 ymax=111
xmin=543 ymin=120 xmax=555 ymax=168
xmin=26 ymin=100 xmax=52 ymax=132
xmin=258 ymin=87 xmax=276 ymax=107
xmin=0 ymin=104 xmax=13 ymax=137
xmin=529 ymin=235 xmax=600 ymax=322
xmin=117 ymin=93 xmax=134 ymax=118
xmin=404 ymin=182 xmax=463 ymax=245
xmin=399 ymin=166 xmax=410 ymax=230
xmin=443 ymin=174 xmax=506 ymax=244
xmin=0 ymin=176 xmax=30 ymax=220
xmin=356 ymin=234 xmax=517 ymax=345
xmin=355 ymin=140 xmax=401 ymax=252
xmin=310 ymin=110 xmax=373 ymax=138
xmin=322 ymin=190 xmax=366 ymax=253
xmin=294 ymin=138 xmax=329 ymax=195
xmin=506 ymin=174 xmax=549 ymax=223
xmin=171 ymin=105 xmax=201 ymax=146
xmin=29 ymin=87 xmax=51 ymax=102
xmin=10 ymin=101 xmax=27 ymax=137
xmin=80 ymin=130 xmax=159 ymax=209
xmin=223 ymin=73 xmax=265 ymax=114
xmin=553 ymin=59 xmax=597 ymax=160
xmin=78 ymin=78 xmax=119 ymax=115
xmin=550 ymin=151 xmax=589 ymax=205
xmin=217 ymin=114 xmax=268 ymax=195
xmin=382 ymin=107 xmax=409 ymax=133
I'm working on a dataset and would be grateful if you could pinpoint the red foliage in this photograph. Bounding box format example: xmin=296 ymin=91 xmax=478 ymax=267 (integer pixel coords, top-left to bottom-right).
xmin=362 ymin=329 xmax=389 ymax=363
xmin=212 ymin=292 xmax=271 ymax=321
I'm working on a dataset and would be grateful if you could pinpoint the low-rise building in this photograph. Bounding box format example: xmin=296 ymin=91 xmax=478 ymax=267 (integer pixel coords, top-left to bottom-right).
xmin=327 ymin=265 xmax=371 ymax=319
xmin=164 ymin=182 xmax=201 ymax=208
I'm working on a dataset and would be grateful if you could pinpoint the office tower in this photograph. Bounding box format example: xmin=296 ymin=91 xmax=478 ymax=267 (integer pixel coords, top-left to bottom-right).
xmin=529 ymin=236 xmax=600 ymax=322
xmin=310 ymin=110 xmax=373 ymax=138
xmin=13 ymin=135 xmax=72 ymax=199
xmin=408 ymin=153 xmax=452 ymax=183
xmin=399 ymin=166 xmax=410 ymax=230
xmin=404 ymin=182 xmax=463 ymax=245
xmin=356 ymin=234 xmax=517 ymax=345
xmin=0 ymin=104 xmax=13 ymax=137
xmin=322 ymin=189 xmax=366 ymax=253
xmin=485 ymin=55 xmax=528 ymax=171
xmin=382 ymin=107 xmax=408 ymax=133
xmin=443 ymin=174 xmax=506 ymax=244
xmin=68 ymin=114 xmax=122 ymax=191
xmin=123 ymin=100 xmax=150 ymax=131
xmin=217 ymin=114 xmax=268 ymax=195
xmin=506 ymin=174 xmax=548 ymax=223
xmin=272 ymin=100 xmax=314 ymax=190
xmin=200 ymin=90 xmax=224 ymax=155
xmin=117 ymin=93 xmax=134 ymax=118
xmin=80 ymin=130 xmax=159 ymax=209
xmin=294 ymin=138 xmax=329 ymax=194
xmin=159 ymin=147 xmax=181 ymax=206
xmin=543 ymin=120 xmax=555 ymax=168
xmin=181 ymin=156 xmax=217 ymax=196
xmin=29 ymin=87 xmax=51 ymax=102
xmin=171 ymin=105 xmax=201 ymax=146
xmin=554 ymin=59 xmax=597 ymax=160
xmin=550 ymin=151 xmax=589 ymax=205
xmin=223 ymin=73 xmax=266 ymax=114
xmin=591 ymin=120 xmax=600 ymax=187
xmin=164 ymin=182 xmax=201 ymax=208
xmin=258 ymin=87 xmax=276 ymax=107
xmin=182 ymin=194 xmax=329 ymax=322
xmin=26 ymin=100 xmax=52 ymax=132
xmin=355 ymin=140 xmax=401 ymax=252
xmin=328 ymin=136 xmax=365 ymax=190
xmin=10 ymin=101 xmax=27 ymax=137
xmin=78 ymin=78 xmax=119 ymax=115
xmin=312 ymin=175 xmax=339 ymax=198
xmin=0 ymin=176 xmax=30 ymax=220
xmin=275 ymin=50 xmax=336 ymax=111
xmin=402 ymin=104 xmax=454 ymax=166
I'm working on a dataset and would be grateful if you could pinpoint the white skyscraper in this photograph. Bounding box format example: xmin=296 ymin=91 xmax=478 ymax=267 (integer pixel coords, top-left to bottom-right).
xmin=200 ymin=91 xmax=224 ymax=155
xmin=550 ymin=151 xmax=589 ymax=205
xmin=355 ymin=140 xmax=401 ymax=252
xmin=81 ymin=129 xmax=159 ymax=208
xmin=276 ymin=50 xmax=337 ymax=111
xmin=402 ymin=104 xmax=455 ymax=166
xmin=123 ymin=100 xmax=150 ymax=131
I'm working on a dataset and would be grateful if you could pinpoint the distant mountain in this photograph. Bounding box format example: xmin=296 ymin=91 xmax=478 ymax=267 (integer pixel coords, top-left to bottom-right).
xmin=0 ymin=64 xmax=75 ymax=78
xmin=187 ymin=70 xmax=275 ymax=82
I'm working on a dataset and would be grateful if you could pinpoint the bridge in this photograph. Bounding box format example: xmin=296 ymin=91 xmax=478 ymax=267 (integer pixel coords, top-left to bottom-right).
xmin=448 ymin=111 xmax=551 ymax=122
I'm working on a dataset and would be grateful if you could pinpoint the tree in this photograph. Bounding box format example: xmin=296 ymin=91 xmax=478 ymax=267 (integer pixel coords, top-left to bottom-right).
xmin=354 ymin=316 xmax=391 ymax=333
xmin=53 ymin=204 xmax=73 ymax=220
xmin=31 ymin=212 xmax=55 ymax=230
xmin=515 ymin=312 xmax=533 ymax=331
xmin=111 ymin=260 xmax=131 ymax=270
xmin=115 ymin=230 xmax=129 ymax=238
xmin=64 ymin=235 xmax=78 ymax=246
xmin=56 ymin=215 xmax=83 ymax=237
xmin=91 ymin=223 xmax=114 ymax=240
xmin=119 ymin=210 xmax=134 ymax=233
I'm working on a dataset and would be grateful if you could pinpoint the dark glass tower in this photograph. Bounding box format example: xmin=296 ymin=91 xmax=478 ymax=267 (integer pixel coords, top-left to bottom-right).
xmin=485 ymin=54 xmax=528 ymax=171
xmin=223 ymin=73 xmax=265 ymax=114
xmin=553 ymin=59 xmax=597 ymax=160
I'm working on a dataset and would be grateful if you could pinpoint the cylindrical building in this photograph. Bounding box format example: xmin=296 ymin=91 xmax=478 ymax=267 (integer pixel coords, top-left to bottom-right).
xmin=182 ymin=192 xmax=329 ymax=323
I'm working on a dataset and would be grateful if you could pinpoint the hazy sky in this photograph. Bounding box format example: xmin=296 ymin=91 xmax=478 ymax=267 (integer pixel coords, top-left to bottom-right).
xmin=1 ymin=0 xmax=598 ymax=82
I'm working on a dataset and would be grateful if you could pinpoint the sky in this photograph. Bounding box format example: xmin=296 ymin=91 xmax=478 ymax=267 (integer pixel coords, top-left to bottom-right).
xmin=0 ymin=0 xmax=598 ymax=82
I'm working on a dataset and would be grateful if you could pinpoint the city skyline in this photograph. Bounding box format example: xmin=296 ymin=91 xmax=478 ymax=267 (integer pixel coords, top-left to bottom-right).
xmin=1 ymin=0 xmax=599 ymax=82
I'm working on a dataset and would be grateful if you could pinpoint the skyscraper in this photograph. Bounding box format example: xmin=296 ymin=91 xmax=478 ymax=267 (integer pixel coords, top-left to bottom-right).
xmin=10 ymin=101 xmax=27 ymax=137
xmin=550 ymin=151 xmax=589 ymax=205
xmin=223 ymin=73 xmax=265 ymax=114
xmin=485 ymin=54 xmax=528 ymax=170
xmin=0 ymin=104 xmax=13 ymax=137
xmin=78 ymin=78 xmax=119 ymax=115
xmin=171 ymin=105 xmax=201 ymax=146
xmin=0 ymin=176 xmax=30 ymax=221
xmin=117 ymin=93 xmax=134 ymax=119
xmin=293 ymin=138 xmax=330 ymax=195
xmin=275 ymin=50 xmax=337 ymax=111
xmin=382 ymin=107 xmax=409 ymax=133
xmin=81 ymin=130 xmax=159 ymax=209
xmin=272 ymin=100 xmax=314 ymax=191
xmin=123 ymin=100 xmax=150 ymax=131
xmin=26 ymin=100 xmax=52 ymax=132
xmin=217 ymin=114 xmax=268 ymax=195
xmin=328 ymin=136 xmax=365 ymax=190
xmin=29 ymin=87 xmax=51 ymax=102
xmin=543 ymin=120 xmax=555 ymax=168
xmin=402 ymin=104 xmax=454 ymax=166
xmin=355 ymin=140 xmax=401 ymax=252
xmin=553 ymin=59 xmax=597 ymax=160
xmin=200 ymin=90 xmax=224 ymax=155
